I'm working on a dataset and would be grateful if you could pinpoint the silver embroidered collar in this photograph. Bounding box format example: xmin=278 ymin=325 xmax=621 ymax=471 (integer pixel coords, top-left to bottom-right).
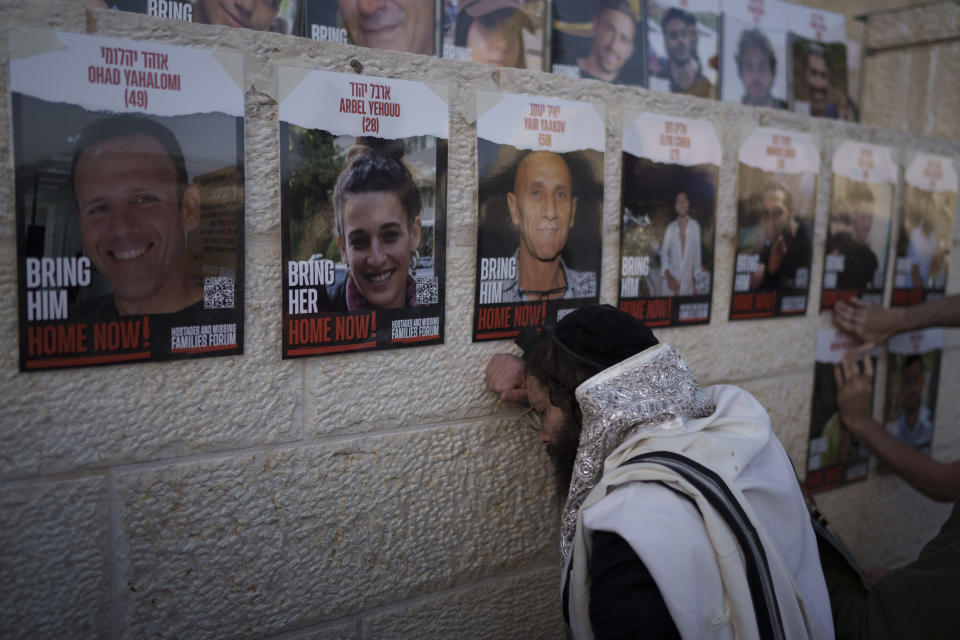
xmin=560 ymin=343 xmax=716 ymax=562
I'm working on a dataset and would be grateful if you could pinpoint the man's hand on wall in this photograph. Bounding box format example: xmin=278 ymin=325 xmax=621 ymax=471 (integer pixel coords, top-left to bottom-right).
xmin=485 ymin=354 xmax=527 ymax=404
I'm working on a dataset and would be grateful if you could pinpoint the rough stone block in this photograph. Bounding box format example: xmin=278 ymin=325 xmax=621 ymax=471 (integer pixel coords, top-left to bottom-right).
xmin=361 ymin=568 xmax=561 ymax=640
xmin=928 ymin=43 xmax=960 ymax=140
xmin=0 ymin=477 xmax=109 ymax=640
xmin=114 ymin=422 xmax=558 ymax=639
xmin=866 ymin=5 xmax=960 ymax=51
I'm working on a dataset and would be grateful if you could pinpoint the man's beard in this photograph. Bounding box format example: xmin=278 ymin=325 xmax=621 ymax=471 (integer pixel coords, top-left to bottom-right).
xmin=545 ymin=415 xmax=581 ymax=503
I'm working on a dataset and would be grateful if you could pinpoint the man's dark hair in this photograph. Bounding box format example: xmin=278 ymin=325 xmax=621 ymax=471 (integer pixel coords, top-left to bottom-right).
xmin=71 ymin=115 xmax=188 ymax=205
xmin=596 ymin=0 xmax=636 ymax=22
xmin=661 ymin=6 xmax=691 ymax=31
xmin=736 ymin=28 xmax=776 ymax=76
xmin=519 ymin=305 xmax=659 ymax=426
xmin=761 ymin=180 xmax=794 ymax=212
xmin=903 ymin=354 xmax=924 ymax=373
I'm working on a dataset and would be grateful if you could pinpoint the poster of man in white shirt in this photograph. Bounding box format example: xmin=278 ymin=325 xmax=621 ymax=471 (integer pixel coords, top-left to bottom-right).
xmin=618 ymin=112 xmax=719 ymax=326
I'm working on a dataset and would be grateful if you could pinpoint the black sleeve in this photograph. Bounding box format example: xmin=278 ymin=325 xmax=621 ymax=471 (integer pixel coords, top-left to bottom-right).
xmin=589 ymin=530 xmax=681 ymax=640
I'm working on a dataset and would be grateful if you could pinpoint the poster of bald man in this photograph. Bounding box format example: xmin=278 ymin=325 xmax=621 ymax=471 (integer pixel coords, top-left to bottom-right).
xmin=821 ymin=142 xmax=895 ymax=311
xmin=12 ymin=30 xmax=245 ymax=371
xmin=440 ymin=0 xmax=545 ymax=70
xmin=473 ymin=92 xmax=603 ymax=341
xmin=68 ymin=0 xmax=300 ymax=34
xmin=619 ymin=112 xmax=720 ymax=326
xmin=303 ymin=0 xmax=437 ymax=54
xmin=730 ymin=127 xmax=819 ymax=320
xmin=787 ymin=5 xmax=847 ymax=119
xmin=645 ymin=0 xmax=719 ymax=99
xmin=549 ymin=0 xmax=645 ymax=86
xmin=891 ymin=152 xmax=957 ymax=307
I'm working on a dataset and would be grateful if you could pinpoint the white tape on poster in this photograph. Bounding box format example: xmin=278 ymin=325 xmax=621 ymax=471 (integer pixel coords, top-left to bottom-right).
xmin=280 ymin=68 xmax=449 ymax=139
xmin=623 ymin=112 xmax=721 ymax=166
xmin=10 ymin=30 xmax=243 ymax=117
xmin=476 ymin=91 xmax=605 ymax=153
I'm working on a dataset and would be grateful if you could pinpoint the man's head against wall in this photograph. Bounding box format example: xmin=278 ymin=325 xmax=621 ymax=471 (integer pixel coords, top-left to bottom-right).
xmin=337 ymin=0 xmax=434 ymax=55
xmin=71 ymin=115 xmax=202 ymax=316
xmin=737 ymin=28 xmax=776 ymax=107
xmin=848 ymin=183 xmax=875 ymax=245
xmin=760 ymin=180 xmax=793 ymax=242
xmin=579 ymin=0 xmax=636 ymax=82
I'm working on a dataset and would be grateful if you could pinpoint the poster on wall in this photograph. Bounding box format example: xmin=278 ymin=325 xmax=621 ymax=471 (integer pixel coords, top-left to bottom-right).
xmin=440 ymin=0 xmax=545 ymax=71
xmin=884 ymin=329 xmax=943 ymax=454
xmin=891 ymin=152 xmax=957 ymax=307
xmin=303 ymin=0 xmax=436 ymax=54
xmin=719 ymin=0 xmax=788 ymax=109
xmin=11 ymin=29 xmax=245 ymax=371
xmin=619 ymin=112 xmax=720 ymax=326
xmin=549 ymin=0 xmax=645 ymax=86
xmin=68 ymin=0 xmax=301 ymax=34
xmin=821 ymin=141 xmax=896 ymax=311
xmin=279 ymin=68 xmax=447 ymax=357
xmin=787 ymin=4 xmax=847 ymax=119
xmin=645 ymin=0 xmax=719 ymax=99
xmin=473 ymin=91 xmax=603 ymax=341
xmin=730 ymin=127 xmax=819 ymax=320
xmin=804 ymin=329 xmax=872 ymax=493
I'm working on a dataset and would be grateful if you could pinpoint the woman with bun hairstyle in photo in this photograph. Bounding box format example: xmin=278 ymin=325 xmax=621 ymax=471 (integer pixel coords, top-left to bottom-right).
xmin=328 ymin=141 xmax=423 ymax=310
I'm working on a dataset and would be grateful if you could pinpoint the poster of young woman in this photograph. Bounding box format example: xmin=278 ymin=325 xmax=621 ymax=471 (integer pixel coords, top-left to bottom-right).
xmin=279 ymin=67 xmax=448 ymax=357
xmin=719 ymin=0 xmax=788 ymax=109
xmin=892 ymin=152 xmax=957 ymax=307
xmin=473 ymin=91 xmax=603 ymax=341
xmin=68 ymin=0 xmax=301 ymax=34
xmin=645 ymin=0 xmax=720 ymax=100
xmin=730 ymin=126 xmax=819 ymax=320
xmin=619 ymin=112 xmax=720 ymax=326
xmin=440 ymin=0 xmax=545 ymax=70
xmin=302 ymin=0 xmax=437 ymax=54
xmin=884 ymin=329 xmax=943 ymax=454
xmin=804 ymin=329 xmax=872 ymax=493
xmin=821 ymin=141 xmax=896 ymax=311
xmin=549 ymin=0 xmax=645 ymax=87
xmin=12 ymin=29 xmax=245 ymax=371
xmin=787 ymin=4 xmax=847 ymax=119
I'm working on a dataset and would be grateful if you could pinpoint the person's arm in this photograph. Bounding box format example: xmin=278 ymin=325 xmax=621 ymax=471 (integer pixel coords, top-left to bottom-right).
xmin=833 ymin=295 xmax=960 ymax=352
xmin=484 ymin=354 xmax=527 ymax=403
xmin=835 ymin=352 xmax=960 ymax=502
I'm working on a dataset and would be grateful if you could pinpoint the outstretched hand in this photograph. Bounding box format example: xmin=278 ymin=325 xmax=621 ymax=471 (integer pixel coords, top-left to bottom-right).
xmin=485 ymin=354 xmax=527 ymax=404
xmin=833 ymin=297 xmax=901 ymax=353
xmin=833 ymin=351 xmax=875 ymax=436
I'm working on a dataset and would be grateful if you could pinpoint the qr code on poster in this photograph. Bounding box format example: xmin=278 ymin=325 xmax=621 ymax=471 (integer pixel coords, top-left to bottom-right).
xmin=204 ymin=277 xmax=234 ymax=309
xmin=416 ymin=277 xmax=438 ymax=305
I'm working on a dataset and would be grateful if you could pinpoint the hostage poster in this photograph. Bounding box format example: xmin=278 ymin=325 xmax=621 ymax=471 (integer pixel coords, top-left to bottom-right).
xmin=645 ymin=0 xmax=720 ymax=100
xmin=473 ymin=91 xmax=603 ymax=341
xmin=719 ymin=0 xmax=788 ymax=110
xmin=303 ymin=0 xmax=436 ymax=54
xmin=279 ymin=68 xmax=448 ymax=357
xmin=68 ymin=0 xmax=301 ymax=34
xmin=787 ymin=4 xmax=847 ymax=119
xmin=730 ymin=127 xmax=819 ymax=320
xmin=804 ymin=329 xmax=872 ymax=493
xmin=440 ymin=0 xmax=546 ymax=71
xmin=884 ymin=329 xmax=943 ymax=455
xmin=821 ymin=141 xmax=895 ymax=311
xmin=549 ymin=0 xmax=645 ymax=87
xmin=12 ymin=29 xmax=245 ymax=371
xmin=891 ymin=152 xmax=957 ymax=307
xmin=619 ymin=112 xmax=720 ymax=326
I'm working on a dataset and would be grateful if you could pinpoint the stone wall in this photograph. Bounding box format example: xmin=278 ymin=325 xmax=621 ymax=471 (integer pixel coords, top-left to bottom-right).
xmin=0 ymin=1 xmax=958 ymax=638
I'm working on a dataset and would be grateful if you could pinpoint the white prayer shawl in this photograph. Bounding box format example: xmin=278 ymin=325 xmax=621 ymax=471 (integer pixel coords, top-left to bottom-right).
xmin=563 ymin=344 xmax=834 ymax=640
